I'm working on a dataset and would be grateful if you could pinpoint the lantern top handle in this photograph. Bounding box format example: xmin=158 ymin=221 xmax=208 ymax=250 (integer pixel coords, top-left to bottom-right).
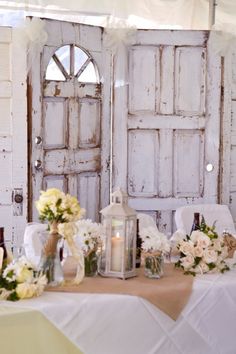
xmin=111 ymin=188 xmax=128 ymax=205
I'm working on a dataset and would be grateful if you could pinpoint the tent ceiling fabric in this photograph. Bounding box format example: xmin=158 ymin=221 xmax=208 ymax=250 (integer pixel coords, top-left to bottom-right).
xmin=0 ymin=0 xmax=235 ymax=29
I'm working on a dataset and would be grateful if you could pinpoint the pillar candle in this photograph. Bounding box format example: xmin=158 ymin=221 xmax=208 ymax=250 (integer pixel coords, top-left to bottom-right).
xmin=111 ymin=233 xmax=124 ymax=272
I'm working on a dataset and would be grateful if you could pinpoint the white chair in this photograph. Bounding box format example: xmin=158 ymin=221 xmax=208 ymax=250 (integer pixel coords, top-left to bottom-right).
xmin=23 ymin=222 xmax=48 ymax=267
xmin=175 ymin=204 xmax=236 ymax=236
xmin=137 ymin=213 xmax=157 ymax=230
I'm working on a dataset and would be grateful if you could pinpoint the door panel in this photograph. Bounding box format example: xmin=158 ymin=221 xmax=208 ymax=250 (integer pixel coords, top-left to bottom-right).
xmin=30 ymin=19 xmax=110 ymax=221
xmin=113 ymin=30 xmax=221 ymax=233
xmin=0 ymin=27 xmax=27 ymax=245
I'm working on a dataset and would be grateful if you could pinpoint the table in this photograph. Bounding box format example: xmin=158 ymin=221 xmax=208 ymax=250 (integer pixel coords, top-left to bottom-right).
xmin=1 ymin=264 xmax=236 ymax=354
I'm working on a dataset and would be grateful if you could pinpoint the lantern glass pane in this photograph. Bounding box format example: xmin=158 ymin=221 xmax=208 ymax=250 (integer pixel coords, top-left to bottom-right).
xmin=110 ymin=218 xmax=124 ymax=272
xmin=125 ymin=218 xmax=136 ymax=271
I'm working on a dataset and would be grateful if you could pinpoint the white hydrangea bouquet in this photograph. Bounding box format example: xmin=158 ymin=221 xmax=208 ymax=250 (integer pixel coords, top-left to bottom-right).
xmin=175 ymin=222 xmax=230 ymax=276
xmin=0 ymin=256 xmax=47 ymax=301
xmin=139 ymin=227 xmax=170 ymax=278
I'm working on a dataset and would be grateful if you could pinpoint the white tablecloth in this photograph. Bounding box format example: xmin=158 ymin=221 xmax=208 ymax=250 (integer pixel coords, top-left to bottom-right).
xmin=1 ymin=265 xmax=236 ymax=354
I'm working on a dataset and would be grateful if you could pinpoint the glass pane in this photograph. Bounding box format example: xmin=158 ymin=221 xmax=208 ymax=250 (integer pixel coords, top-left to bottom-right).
xmin=55 ymin=45 xmax=70 ymax=75
xmin=74 ymin=46 xmax=88 ymax=75
xmin=45 ymin=58 xmax=66 ymax=81
xmin=78 ymin=62 xmax=98 ymax=83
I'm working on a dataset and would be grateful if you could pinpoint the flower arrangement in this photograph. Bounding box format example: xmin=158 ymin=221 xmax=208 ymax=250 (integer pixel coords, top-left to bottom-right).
xmin=175 ymin=221 xmax=230 ymax=275
xmin=139 ymin=226 xmax=170 ymax=255
xmin=75 ymin=219 xmax=105 ymax=276
xmin=35 ymin=188 xmax=85 ymax=224
xmin=139 ymin=226 xmax=170 ymax=278
xmin=35 ymin=188 xmax=85 ymax=285
xmin=75 ymin=219 xmax=105 ymax=254
xmin=0 ymin=256 xmax=47 ymax=301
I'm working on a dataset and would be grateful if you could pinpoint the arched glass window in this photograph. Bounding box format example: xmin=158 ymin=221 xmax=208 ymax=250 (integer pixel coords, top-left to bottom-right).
xmin=45 ymin=44 xmax=99 ymax=83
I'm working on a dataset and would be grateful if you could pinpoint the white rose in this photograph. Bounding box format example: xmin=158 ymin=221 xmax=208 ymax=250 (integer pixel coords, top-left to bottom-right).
xmin=212 ymin=237 xmax=225 ymax=252
xmin=195 ymin=261 xmax=209 ymax=274
xmin=194 ymin=245 xmax=204 ymax=258
xmin=191 ymin=231 xmax=211 ymax=248
xmin=181 ymin=254 xmax=195 ymax=269
xmin=197 ymin=237 xmax=211 ymax=249
xmin=203 ymin=249 xmax=218 ymax=263
xmin=179 ymin=240 xmax=194 ymax=256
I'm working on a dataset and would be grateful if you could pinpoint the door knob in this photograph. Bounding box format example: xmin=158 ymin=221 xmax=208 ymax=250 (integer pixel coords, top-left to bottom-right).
xmin=14 ymin=194 xmax=23 ymax=203
xmin=35 ymin=136 xmax=42 ymax=145
xmin=34 ymin=160 xmax=42 ymax=170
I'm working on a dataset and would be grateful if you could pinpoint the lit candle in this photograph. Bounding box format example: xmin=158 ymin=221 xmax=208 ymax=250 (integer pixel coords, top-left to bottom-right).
xmin=111 ymin=232 xmax=124 ymax=272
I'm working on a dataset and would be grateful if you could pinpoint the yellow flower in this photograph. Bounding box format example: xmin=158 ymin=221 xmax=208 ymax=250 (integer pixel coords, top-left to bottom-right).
xmin=16 ymin=266 xmax=34 ymax=283
xmin=16 ymin=283 xmax=36 ymax=299
xmin=35 ymin=188 xmax=85 ymax=223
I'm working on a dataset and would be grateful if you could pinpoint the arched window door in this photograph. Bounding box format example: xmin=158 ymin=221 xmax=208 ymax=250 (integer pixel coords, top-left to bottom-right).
xmin=30 ymin=20 xmax=110 ymax=222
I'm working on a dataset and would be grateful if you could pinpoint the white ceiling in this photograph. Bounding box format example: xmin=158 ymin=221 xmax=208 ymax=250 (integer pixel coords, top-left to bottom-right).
xmin=0 ymin=0 xmax=235 ymax=29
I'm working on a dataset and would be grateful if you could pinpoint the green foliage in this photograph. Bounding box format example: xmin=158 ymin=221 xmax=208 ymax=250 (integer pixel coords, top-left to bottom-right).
xmin=0 ymin=275 xmax=17 ymax=291
xmin=0 ymin=274 xmax=19 ymax=301
xmin=7 ymin=291 xmax=19 ymax=301
xmin=199 ymin=216 xmax=218 ymax=239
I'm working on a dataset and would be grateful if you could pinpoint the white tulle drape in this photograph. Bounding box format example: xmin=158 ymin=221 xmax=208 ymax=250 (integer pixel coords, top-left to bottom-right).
xmin=14 ymin=17 xmax=48 ymax=78
xmin=103 ymin=19 xmax=136 ymax=87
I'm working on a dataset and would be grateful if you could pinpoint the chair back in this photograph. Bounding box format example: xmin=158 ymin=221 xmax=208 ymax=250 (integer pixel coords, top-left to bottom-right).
xmin=175 ymin=204 xmax=235 ymax=236
xmin=137 ymin=213 xmax=157 ymax=230
xmin=23 ymin=222 xmax=48 ymax=267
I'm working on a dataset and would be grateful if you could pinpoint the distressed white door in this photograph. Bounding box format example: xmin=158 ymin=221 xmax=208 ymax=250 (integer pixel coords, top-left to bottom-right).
xmin=113 ymin=30 xmax=221 ymax=233
xmin=30 ymin=19 xmax=111 ymax=221
xmin=0 ymin=27 xmax=27 ymax=245
xmin=221 ymin=50 xmax=236 ymax=225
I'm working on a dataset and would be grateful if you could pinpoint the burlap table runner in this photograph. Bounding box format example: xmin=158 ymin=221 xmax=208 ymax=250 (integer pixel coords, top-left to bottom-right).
xmin=47 ymin=258 xmax=193 ymax=320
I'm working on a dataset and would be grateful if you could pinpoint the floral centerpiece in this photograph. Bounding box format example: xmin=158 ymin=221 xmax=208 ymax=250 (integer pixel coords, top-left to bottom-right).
xmin=0 ymin=256 xmax=47 ymax=301
xmin=75 ymin=219 xmax=105 ymax=276
xmin=35 ymin=188 xmax=84 ymax=285
xmin=175 ymin=221 xmax=230 ymax=275
xmin=139 ymin=226 xmax=170 ymax=278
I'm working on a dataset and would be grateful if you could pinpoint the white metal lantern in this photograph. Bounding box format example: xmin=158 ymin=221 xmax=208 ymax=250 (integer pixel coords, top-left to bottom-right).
xmin=99 ymin=188 xmax=137 ymax=279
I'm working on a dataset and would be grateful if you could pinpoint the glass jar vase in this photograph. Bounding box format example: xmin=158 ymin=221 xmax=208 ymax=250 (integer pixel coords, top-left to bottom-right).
xmin=39 ymin=221 xmax=64 ymax=286
xmin=84 ymin=250 xmax=98 ymax=277
xmin=144 ymin=253 xmax=164 ymax=279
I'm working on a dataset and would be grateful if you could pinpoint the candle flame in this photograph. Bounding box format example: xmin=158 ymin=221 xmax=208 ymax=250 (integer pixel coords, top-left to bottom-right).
xmin=116 ymin=232 xmax=120 ymax=238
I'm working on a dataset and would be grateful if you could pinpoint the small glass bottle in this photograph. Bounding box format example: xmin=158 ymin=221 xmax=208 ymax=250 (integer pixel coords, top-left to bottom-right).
xmin=190 ymin=212 xmax=200 ymax=234
xmin=136 ymin=219 xmax=142 ymax=268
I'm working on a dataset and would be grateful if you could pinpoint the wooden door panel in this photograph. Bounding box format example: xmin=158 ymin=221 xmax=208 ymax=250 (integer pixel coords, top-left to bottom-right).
xmin=78 ymin=98 xmax=101 ymax=148
xmin=128 ymin=130 xmax=159 ymax=197
xmin=129 ymin=47 xmax=159 ymax=113
xmin=44 ymin=148 xmax=100 ymax=175
xmin=160 ymin=46 xmax=175 ymax=115
xmin=43 ymin=175 xmax=67 ymax=192
xmin=43 ymin=98 xmax=67 ymax=149
xmin=113 ymin=30 xmax=221 ymax=233
xmin=78 ymin=173 xmax=100 ymax=221
xmin=175 ymin=47 xmax=206 ymax=115
xmin=173 ymin=130 xmax=204 ymax=197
